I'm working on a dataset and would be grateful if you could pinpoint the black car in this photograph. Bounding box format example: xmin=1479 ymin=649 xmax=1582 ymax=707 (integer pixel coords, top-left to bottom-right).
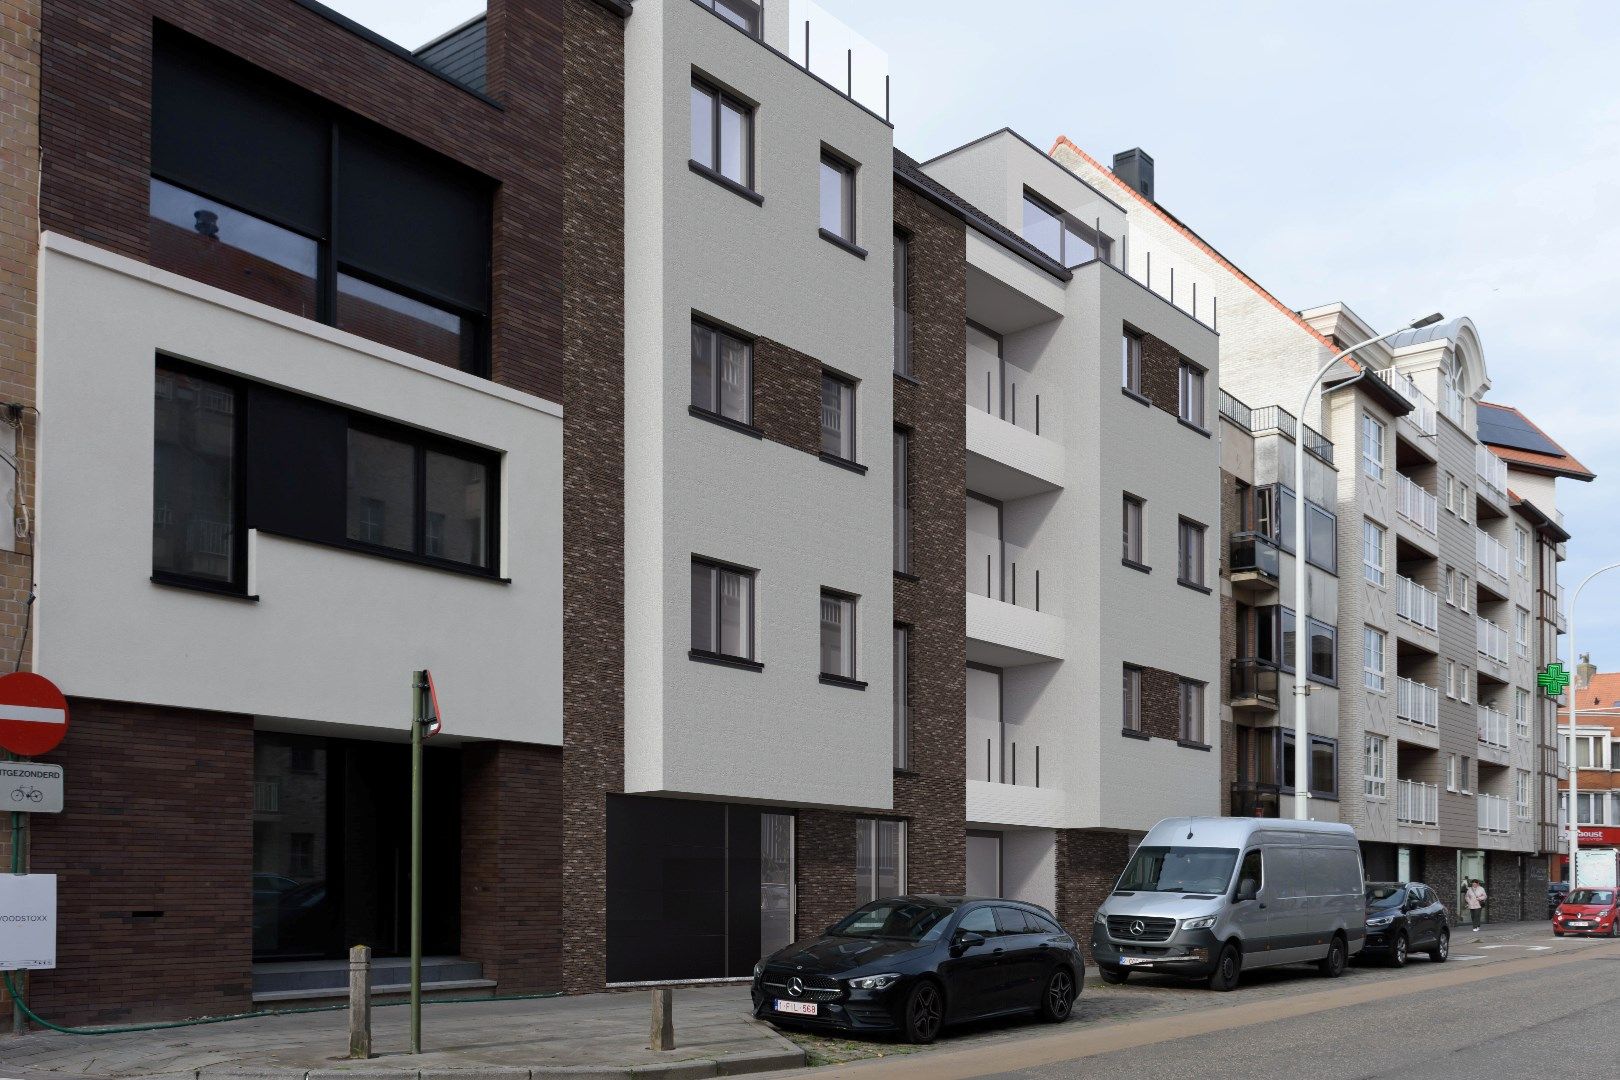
xmin=1360 ymin=882 xmax=1449 ymax=967
xmin=1547 ymin=880 xmax=1571 ymax=918
xmin=751 ymin=895 xmax=1084 ymax=1044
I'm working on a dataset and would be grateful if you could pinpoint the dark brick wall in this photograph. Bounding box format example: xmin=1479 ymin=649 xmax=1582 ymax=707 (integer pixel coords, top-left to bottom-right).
xmin=24 ymin=699 xmax=254 ymax=1025
xmin=891 ymin=184 xmax=967 ymax=898
xmin=1220 ymin=593 xmax=1238 ymax=801
xmin=1486 ymin=850 xmax=1526 ymax=923
xmin=1137 ymin=329 xmax=1183 ymax=419
xmin=1426 ymin=847 xmax=1459 ymax=926
xmin=38 ymin=0 xmax=565 ymax=401
xmin=752 ymin=337 xmax=825 ymax=458
xmin=460 ymin=742 xmax=564 ymax=992
xmin=795 ymin=809 xmax=860 ymax=940
xmin=558 ymin=0 xmax=625 ymax=994
xmin=1054 ymin=830 xmax=1131 ymax=962
xmin=1140 ymin=666 xmax=1182 ymax=742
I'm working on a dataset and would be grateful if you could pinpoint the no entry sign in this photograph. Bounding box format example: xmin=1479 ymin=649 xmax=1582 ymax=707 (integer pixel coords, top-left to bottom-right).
xmin=0 ymin=672 xmax=69 ymax=757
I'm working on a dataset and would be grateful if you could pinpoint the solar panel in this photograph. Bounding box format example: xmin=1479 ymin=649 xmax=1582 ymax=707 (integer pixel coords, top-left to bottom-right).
xmin=1477 ymin=407 xmax=1564 ymax=457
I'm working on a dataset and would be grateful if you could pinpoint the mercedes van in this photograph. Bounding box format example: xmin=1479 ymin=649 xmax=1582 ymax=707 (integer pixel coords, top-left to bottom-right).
xmin=1091 ymin=817 xmax=1365 ymax=991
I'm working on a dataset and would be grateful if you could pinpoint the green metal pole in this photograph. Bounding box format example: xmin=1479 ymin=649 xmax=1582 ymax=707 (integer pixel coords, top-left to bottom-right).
xmin=8 ymin=747 xmax=24 ymax=1035
xmin=409 ymin=672 xmax=423 ymax=1055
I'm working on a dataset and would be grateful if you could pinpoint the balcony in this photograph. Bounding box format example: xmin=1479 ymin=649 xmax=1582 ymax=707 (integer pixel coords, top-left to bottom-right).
xmin=965 ymin=336 xmax=1063 ymax=498
xmin=1396 ymin=473 xmax=1438 ymax=539
xmin=1477 ymin=617 xmax=1510 ymax=667
xmin=967 ymin=342 xmax=1055 ymax=440
xmin=1251 ymin=405 xmax=1334 ymax=466
xmin=1396 ymin=779 xmax=1439 ymax=826
xmin=1476 ymin=444 xmax=1508 ymax=509
xmin=1478 ymin=705 xmax=1510 ymax=751
xmin=787 ymin=0 xmax=891 ymax=120
xmin=1218 ymin=390 xmax=1253 ymax=431
xmin=1396 ymin=677 xmax=1440 ymax=730
xmin=967 ymin=537 xmax=1058 ymax=616
xmin=1478 ymin=793 xmax=1511 ymax=836
xmin=1476 ymin=529 xmax=1509 ymax=592
xmin=1230 ymin=781 xmax=1282 ymax=819
xmin=1375 ymin=369 xmax=1438 ymax=440
xmin=1395 ymin=575 xmax=1439 ymax=634
xmin=1229 ymin=532 xmax=1280 ymax=600
xmin=1229 ymin=658 xmax=1280 ymax=711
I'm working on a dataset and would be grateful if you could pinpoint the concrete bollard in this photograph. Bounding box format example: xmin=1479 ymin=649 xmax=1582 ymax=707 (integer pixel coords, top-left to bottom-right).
xmin=348 ymin=944 xmax=373 ymax=1059
xmin=650 ymin=987 xmax=674 ymax=1051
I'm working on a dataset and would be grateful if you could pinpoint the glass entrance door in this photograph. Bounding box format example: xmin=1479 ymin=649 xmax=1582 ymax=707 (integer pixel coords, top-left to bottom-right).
xmin=1458 ymin=850 xmax=1486 ymax=921
xmin=966 ymin=831 xmax=1002 ymax=897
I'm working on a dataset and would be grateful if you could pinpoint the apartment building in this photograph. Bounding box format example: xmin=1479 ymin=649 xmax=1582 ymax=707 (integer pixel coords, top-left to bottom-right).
xmin=1051 ymin=140 xmax=1584 ymax=921
xmin=1557 ymin=664 xmax=1620 ymax=878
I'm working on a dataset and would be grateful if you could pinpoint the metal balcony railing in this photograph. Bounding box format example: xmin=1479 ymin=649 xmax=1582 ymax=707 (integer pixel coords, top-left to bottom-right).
xmin=966 ymin=535 xmax=1057 ymax=615
xmin=1396 ymin=677 xmax=1440 ymax=729
xmin=1218 ymin=390 xmax=1253 ymax=431
xmin=1476 ymin=529 xmax=1509 ymax=583
xmin=1397 ymin=473 xmax=1438 ymax=536
xmin=1478 ymin=705 xmax=1511 ymax=751
xmin=1375 ymin=369 xmax=1438 ymax=437
xmin=1397 ymin=779 xmax=1439 ymax=826
xmin=1247 ymin=405 xmax=1334 ymax=464
xmin=1477 ymin=617 xmax=1510 ymax=666
xmin=1229 ymin=658 xmax=1280 ymax=705
xmin=1229 ymin=532 xmax=1281 ymax=580
xmin=1476 ymin=444 xmax=1508 ymax=503
xmin=966 ymin=341 xmax=1054 ymax=438
xmin=1478 ymin=793 xmax=1511 ymax=835
xmin=1396 ymin=575 xmax=1439 ymax=633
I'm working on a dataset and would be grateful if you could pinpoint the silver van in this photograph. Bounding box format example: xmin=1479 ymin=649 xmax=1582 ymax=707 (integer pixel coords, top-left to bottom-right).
xmin=1090 ymin=817 xmax=1365 ymax=991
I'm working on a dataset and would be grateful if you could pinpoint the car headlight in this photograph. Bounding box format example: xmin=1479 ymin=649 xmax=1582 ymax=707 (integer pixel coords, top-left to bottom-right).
xmin=847 ymin=973 xmax=902 ymax=991
xmin=1181 ymin=916 xmax=1218 ymax=931
xmin=1366 ymin=915 xmax=1395 ymax=928
xmin=752 ymin=961 xmax=763 ymax=980
xmin=1094 ymin=911 xmax=1107 ymax=924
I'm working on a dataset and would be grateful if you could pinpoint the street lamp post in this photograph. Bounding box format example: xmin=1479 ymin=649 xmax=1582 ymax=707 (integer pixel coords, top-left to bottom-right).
xmin=1563 ymin=562 xmax=1620 ymax=881
xmin=1291 ymin=313 xmax=1444 ymax=820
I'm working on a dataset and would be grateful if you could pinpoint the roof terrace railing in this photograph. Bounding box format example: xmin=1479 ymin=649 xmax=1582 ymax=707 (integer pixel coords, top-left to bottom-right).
xmin=1248 ymin=404 xmax=1335 ymax=465
xmin=788 ymin=0 xmax=890 ymax=120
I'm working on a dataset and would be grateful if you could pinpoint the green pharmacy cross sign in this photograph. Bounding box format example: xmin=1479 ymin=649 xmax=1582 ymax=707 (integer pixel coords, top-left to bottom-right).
xmin=1538 ymin=662 xmax=1573 ymax=698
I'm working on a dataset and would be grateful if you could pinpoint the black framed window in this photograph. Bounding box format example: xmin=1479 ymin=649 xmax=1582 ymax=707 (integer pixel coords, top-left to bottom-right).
xmin=819 ymin=152 xmax=856 ymax=242
xmin=1250 ymin=605 xmax=1336 ymax=686
xmin=894 ymin=624 xmax=911 ymax=769
xmin=893 ymin=428 xmax=911 ymax=573
xmin=1122 ymin=330 xmax=1143 ymax=394
xmin=821 ymin=371 xmax=857 ymax=462
xmin=820 ymin=589 xmax=858 ymax=680
xmin=1122 ymin=493 xmax=1145 ymax=565
xmin=150 ymin=29 xmax=491 ymax=374
xmin=1123 ymin=664 xmax=1143 ymax=732
xmin=894 ymin=231 xmax=911 ymax=376
xmin=694 ymin=0 xmax=761 ymax=35
xmin=1021 ymin=190 xmax=1113 ymax=267
xmin=690 ymin=76 xmax=753 ymax=190
xmin=1179 ymin=678 xmax=1205 ymax=743
xmin=1178 ymin=360 xmax=1206 ymax=428
xmin=691 ymin=557 xmax=755 ymax=662
xmin=1305 ymin=501 xmax=1338 ymax=572
xmin=691 ymin=318 xmax=752 ymax=424
xmin=1280 ymin=732 xmax=1338 ymax=798
xmin=855 ymin=818 xmax=905 ymax=904
xmin=153 ymin=365 xmax=244 ymax=591
xmin=1309 ymin=617 xmax=1337 ymax=684
xmin=1178 ymin=517 xmax=1206 ymax=588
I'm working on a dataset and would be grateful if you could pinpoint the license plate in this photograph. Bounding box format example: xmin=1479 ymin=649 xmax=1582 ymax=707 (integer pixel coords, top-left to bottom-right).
xmin=1119 ymin=956 xmax=1155 ymax=967
xmin=774 ymin=1000 xmax=817 ymax=1016
xmin=1571 ymin=921 xmax=1590 ymax=927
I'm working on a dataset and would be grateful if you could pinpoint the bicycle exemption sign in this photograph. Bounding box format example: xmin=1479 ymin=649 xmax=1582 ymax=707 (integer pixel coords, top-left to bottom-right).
xmin=0 ymin=874 xmax=56 ymax=970
xmin=1 ymin=761 xmax=63 ymax=814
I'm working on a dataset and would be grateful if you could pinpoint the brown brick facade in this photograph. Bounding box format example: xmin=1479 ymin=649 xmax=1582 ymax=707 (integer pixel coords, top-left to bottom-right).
xmin=558 ymin=0 xmax=626 ymax=994
xmin=460 ymin=742 xmax=565 ymax=992
xmin=752 ymin=337 xmax=825 ymax=458
xmin=1054 ymin=830 xmax=1131 ymax=962
xmin=1137 ymin=328 xmax=1184 ymax=420
xmin=1140 ymin=665 xmax=1183 ymax=742
xmin=794 ymin=809 xmax=860 ymax=940
xmin=25 ymin=699 xmax=255 ymax=1025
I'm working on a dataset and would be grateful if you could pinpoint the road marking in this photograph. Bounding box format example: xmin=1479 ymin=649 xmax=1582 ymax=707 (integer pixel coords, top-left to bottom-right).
xmin=1452 ymin=954 xmax=1486 ymax=961
xmin=1526 ymin=946 xmax=1553 ymax=951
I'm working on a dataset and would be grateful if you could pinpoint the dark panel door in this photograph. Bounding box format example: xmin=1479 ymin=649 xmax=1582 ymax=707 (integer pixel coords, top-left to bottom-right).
xmin=606 ymin=796 xmax=727 ymax=983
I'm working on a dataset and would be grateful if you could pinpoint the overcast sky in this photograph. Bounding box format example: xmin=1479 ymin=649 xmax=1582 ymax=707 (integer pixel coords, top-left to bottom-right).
xmin=333 ymin=0 xmax=1620 ymax=671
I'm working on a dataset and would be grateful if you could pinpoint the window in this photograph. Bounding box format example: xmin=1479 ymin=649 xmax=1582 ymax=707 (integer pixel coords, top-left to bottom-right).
xmin=1574 ymin=792 xmax=1607 ymax=825
xmin=1515 ymin=607 xmax=1531 ymax=657
xmin=1178 ymin=361 xmax=1207 ymax=428
xmin=690 ymin=77 xmax=753 ymax=190
xmin=1515 ymin=526 xmax=1530 ymax=577
xmin=1309 ymin=619 xmax=1337 ymax=684
xmin=1443 ymin=472 xmax=1457 ymax=515
xmin=1363 ymin=627 xmax=1387 ymax=692
xmin=1458 ymin=573 xmax=1472 ymax=614
xmin=894 ymin=625 xmax=911 ymax=769
xmin=1446 ymin=754 xmax=1458 ymax=793
xmin=1566 ymin=733 xmax=1605 ymax=769
xmin=1458 ymin=483 xmax=1471 ymax=523
xmin=820 ymin=589 xmax=858 ymax=681
xmin=345 ymin=430 xmax=493 ymax=570
xmin=1178 ymin=518 xmax=1207 ymax=588
xmin=691 ymin=558 xmax=755 ymax=662
xmin=1282 ymin=733 xmax=1338 ymax=798
xmin=1122 ymin=494 xmax=1145 ymax=566
xmin=1362 ymin=413 xmax=1386 ymax=481
xmin=1020 ymin=191 xmax=1112 ymax=267
xmin=893 ymin=430 xmax=911 ymax=573
xmin=1459 ymin=665 xmax=1471 ymax=704
xmin=819 ymin=152 xmax=856 ymax=243
xmin=1365 ymin=734 xmax=1387 ymax=798
xmin=1459 ymin=755 xmax=1471 ymax=794
xmin=690 ymin=318 xmax=752 ymax=424
xmin=893 ymin=232 xmax=911 ymax=375
xmin=153 ymin=366 xmax=242 ymax=589
xmin=1305 ymin=503 xmax=1337 ymax=572
xmin=151 ymin=33 xmax=490 ymax=372
xmin=855 ymin=818 xmax=905 ymax=904
xmin=1122 ymin=330 xmax=1143 ymax=394
xmin=1123 ymin=665 xmax=1143 ymax=732
xmin=1178 ymin=679 xmax=1205 ymax=744
xmin=1515 ymin=770 xmax=1531 ymax=819
xmin=1444 ymin=566 xmax=1457 ymax=606
xmin=1362 ymin=520 xmax=1386 ymax=586
xmin=1515 ymin=688 xmax=1530 ymax=738
xmin=1446 ymin=659 xmax=1457 ymax=699
xmin=694 ymin=0 xmax=761 ymax=35
xmin=821 ymin=371 xmax=857 ymax=462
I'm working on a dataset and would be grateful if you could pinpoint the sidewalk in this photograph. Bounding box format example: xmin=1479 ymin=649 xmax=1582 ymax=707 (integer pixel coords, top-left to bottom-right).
xmin=1 ymin=986 xmax=797 ymax=1080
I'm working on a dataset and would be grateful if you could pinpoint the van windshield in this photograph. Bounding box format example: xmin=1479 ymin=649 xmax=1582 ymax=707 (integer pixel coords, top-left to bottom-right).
xmin=1117 ymin=846 xmax=1239 ymax=894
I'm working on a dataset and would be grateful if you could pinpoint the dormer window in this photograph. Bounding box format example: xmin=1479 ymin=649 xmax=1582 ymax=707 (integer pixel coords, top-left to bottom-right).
xmin=1021 ymin=191 xmax=1113 ymax=268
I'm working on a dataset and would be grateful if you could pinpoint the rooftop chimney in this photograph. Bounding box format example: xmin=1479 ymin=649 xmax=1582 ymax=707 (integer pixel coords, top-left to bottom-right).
xmin=1577 ymin=653 xmax=1597 ymax=691
xmin=1112 ymin=148 xmax=1155 ymax=202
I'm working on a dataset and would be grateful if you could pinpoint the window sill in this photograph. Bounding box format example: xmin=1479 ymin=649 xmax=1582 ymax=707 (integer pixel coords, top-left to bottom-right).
xmin=819 ymin=672 xmax=868 ymax=691
xmin=894 ymin=370 xmax=921 ymax=387
xmin=1177 ymin=578 xmax=1213 ymax=595
xmin=820 ymin=452 xmax=868 ymax=475
xmin=150 ymin=575 xmax=259 ymax=602
xmin=689 ymin=160 xmax=764 ymax=205
xmin=689 ymin=649 xmax=764 ymax=672
xmin=1120 ymin=728 xmax=1151 ymax=741
xmin=1121 ymin=387 xmax=1152 ymax=408
xmin=689 ymin=404 xmax=763 ymax=439
xmin=257 ymin=529 xmax=509 ymax=583
xmin=1122 ymin=558 xmax=1152 ymax=575
xmin=818 ymin=229 xmax=868 ymax=259
xmin=1177 ymin=417 xmax=1213 ymax=439
xmin=894 ymin=569 xmax=920 ymax=582
xmin=1177 ymin=739 xmax=1212 ymax=752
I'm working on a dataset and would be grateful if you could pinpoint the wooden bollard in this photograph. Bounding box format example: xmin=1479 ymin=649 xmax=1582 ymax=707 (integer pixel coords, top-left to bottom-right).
xmin=348 ymin=944 xmax=373 ymax=1059
xmin=650 ymin=987 xmax=674 ymax=1051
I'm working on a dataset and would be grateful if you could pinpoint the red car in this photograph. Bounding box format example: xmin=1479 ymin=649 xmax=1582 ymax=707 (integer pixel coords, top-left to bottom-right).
xmin=1552 ymin=888 xmax=1620 ymax=936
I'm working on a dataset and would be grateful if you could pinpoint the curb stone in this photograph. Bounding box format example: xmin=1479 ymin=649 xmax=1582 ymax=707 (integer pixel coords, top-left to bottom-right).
xmin=177 ymin=1044 xmax=805 ymax=1080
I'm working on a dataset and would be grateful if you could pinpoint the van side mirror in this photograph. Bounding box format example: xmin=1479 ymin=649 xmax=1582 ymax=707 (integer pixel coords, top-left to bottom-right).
xmin=1236 ymin=878 xmax=1259 ymax=903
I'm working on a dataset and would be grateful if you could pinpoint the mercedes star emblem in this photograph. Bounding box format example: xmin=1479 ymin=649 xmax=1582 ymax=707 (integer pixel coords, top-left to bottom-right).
xmin=1131 ymin=919 xmax=1146 ymax=937
xmin=788 ymin=976 xmax=804 ymax=998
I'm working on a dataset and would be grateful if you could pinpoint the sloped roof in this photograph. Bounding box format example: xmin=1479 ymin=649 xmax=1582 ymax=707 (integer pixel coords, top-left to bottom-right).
xmin=1560 ymin=672 xmax=1620 ymax=721
xmin=1480 ymin=401 xmax=1595 ymax=481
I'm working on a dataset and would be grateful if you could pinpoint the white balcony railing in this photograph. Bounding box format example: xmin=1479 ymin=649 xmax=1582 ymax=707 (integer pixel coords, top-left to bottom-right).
xmin=1396 ymin=473 xmax=1438 ymax=536
xmin=1479 ymin=793 xmax=1511 ymax=835
xmin=1476 ymin=529 xmax=1509 ymax=583
xmin=1476 ymin=444 xmax=1508 ymax=503
xmin=1478 ymin=705 xmax=1511 ymax=750
xmin=1477 ymin=617 xmax=1510 ymax=666
xmin=1397 ymin=779 xmax=1439 ymax=826
xmin=1396 ymin=575 xmax=1439 ymax=633
xmin=1397 ymin=677 xmax=1440 ymax=729
xmin=1375 ymin=369 xmax=1438 ymax=437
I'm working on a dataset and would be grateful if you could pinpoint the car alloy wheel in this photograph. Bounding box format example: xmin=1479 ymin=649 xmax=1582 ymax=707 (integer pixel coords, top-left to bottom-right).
xmin=904 ymin=981 xmax=944 ymax=1044
xmin=1041 ymin=969 xmax=1075 ymax=1022
xmin=1391 ymin=933 xmax=1408 ymax=968
xmin=1319 ymin=935 xmax=1347 ymax=978
xmin=1429 ymin=928 xmax=1449 ymax=962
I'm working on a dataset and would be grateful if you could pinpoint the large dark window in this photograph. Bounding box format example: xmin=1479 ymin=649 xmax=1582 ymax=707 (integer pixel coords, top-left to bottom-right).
xmin=690 ymin=557 xmax=755 ymax=663
xmin=1246 ymin=605 xmax=1335 ymax=686
xmin=151 ymin=29 xmax=492 ymax=372
xmin=820 ymin=151 xmax=857 ymax=244
xmin=690 ymin=319 xmax=752 ymax=424
xmin=154 ymin=359 xmax=498 ymax=591
xmin=690 ymin=76 xmax=753 ymax=191
xmin=694 ymin=0 xmax=762 ymax=36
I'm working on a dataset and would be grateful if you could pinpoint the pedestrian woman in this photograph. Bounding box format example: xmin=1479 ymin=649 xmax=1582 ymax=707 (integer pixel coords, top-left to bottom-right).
xmin=1464 ymin=878 xmax=1488 ymax=931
